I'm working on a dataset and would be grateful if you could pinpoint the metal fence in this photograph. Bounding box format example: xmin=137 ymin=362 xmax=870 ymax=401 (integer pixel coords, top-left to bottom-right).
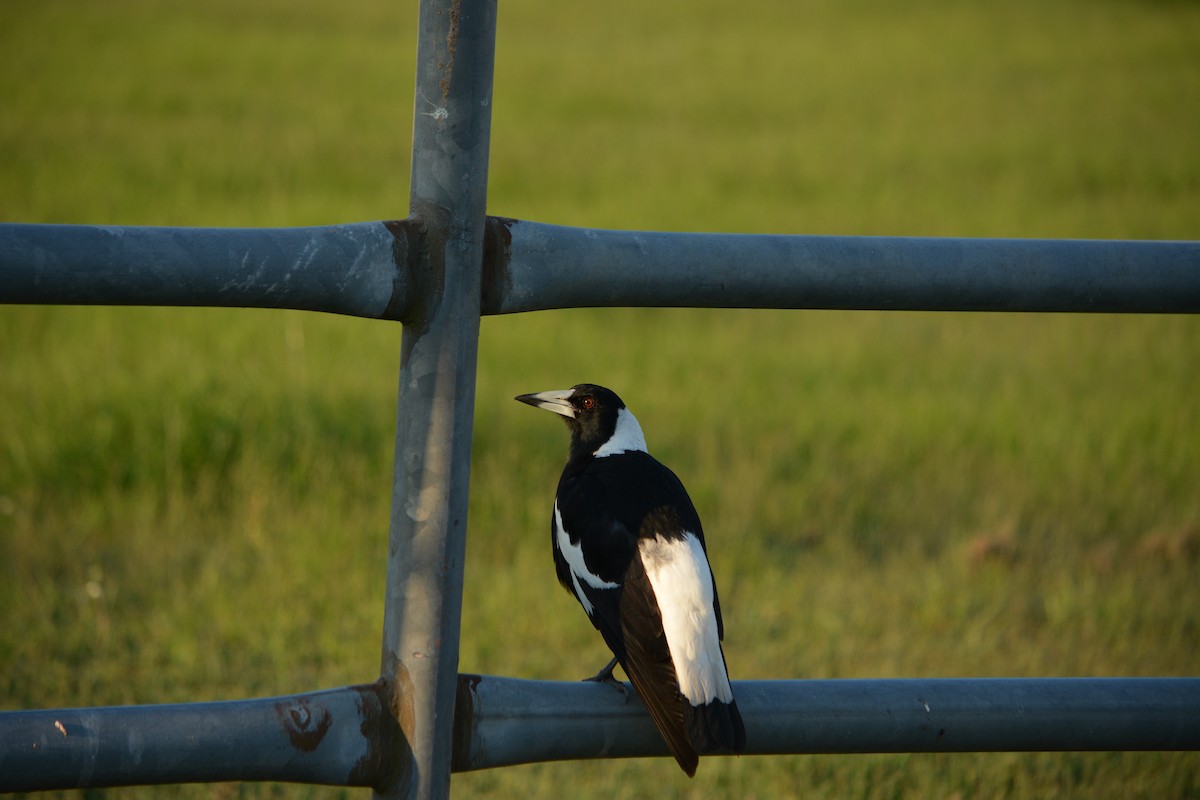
xmin=1 ymin=0 xmax=1199 ymax=798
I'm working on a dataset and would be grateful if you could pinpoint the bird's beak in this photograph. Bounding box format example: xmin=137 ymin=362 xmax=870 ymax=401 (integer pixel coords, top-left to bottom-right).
xmin=515 ymin=389 xmax=576 ymax=419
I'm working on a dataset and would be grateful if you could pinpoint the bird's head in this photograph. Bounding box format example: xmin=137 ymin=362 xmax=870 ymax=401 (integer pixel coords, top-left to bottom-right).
xmin=515 ymin=383 xmax=647 ymax=461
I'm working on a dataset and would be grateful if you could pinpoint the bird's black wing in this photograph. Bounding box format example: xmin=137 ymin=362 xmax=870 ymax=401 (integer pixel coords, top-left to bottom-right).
xmin=584 ymin=453 xmax=721 ymax=774
xmin=553 ymin=463 xmax=639 ymax=662
xmin=586 ymin=452 xmax=727 ymax=640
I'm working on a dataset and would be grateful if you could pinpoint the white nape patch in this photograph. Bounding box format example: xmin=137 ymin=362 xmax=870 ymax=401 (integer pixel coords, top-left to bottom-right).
xmin=555 ymin=504 xmax=619 ymax=615
xmin=593 ymin=408 xmax=648 ymax=458
xmin=638 ymin=533 xmax=733 ymax=705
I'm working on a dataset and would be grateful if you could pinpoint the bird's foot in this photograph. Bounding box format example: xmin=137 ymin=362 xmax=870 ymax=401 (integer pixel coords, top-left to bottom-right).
xmin=583 ymin=657 xmax=629 ymax=701
xmin=584 ymin=655 xmax=619 ymax=683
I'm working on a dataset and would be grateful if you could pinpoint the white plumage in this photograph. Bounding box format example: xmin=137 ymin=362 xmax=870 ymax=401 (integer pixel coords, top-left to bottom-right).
xmin=592 ymin=408 xmax=648 ymax=457
xmin=638 ymin=532 xmax=733 ymax=705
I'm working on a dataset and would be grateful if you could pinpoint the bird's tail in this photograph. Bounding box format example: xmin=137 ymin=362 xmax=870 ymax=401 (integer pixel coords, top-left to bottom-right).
xmin=686 ymin=697 xmax=747 ymax=755
xmin=619 ymin=655 xmax=701 ymax=777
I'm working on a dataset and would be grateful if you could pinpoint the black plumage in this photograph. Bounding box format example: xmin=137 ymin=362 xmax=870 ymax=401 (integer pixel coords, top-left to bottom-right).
xmin=516 ymin=384 xmax=746 ymax=776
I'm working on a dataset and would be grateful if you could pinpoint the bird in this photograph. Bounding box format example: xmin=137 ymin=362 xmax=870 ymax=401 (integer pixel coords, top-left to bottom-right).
xmin=515 ymin=383 xmax=746 ymax=776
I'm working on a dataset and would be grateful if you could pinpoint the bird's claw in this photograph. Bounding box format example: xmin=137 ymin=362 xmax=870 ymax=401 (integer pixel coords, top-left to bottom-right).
xmin=584 ymin=655 xmax=619 ymax=683
xmin=583 ymin=657 xmax=630 ymax=701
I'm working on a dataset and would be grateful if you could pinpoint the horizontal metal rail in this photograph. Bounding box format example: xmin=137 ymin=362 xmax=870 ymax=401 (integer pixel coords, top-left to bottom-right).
xmin=484 ymin=218 xmax=1200 ymax=314
xmin=3 ymin=219 xmax=1198 ymax=318
xmin=452 ymin=676 xmax=1200 ymax=771
xmin=0 ymin=221 xmax=413 ymax=320
xmin=0 ymin=683 xmax=400 ymax=793
xmin=3 ymin=676 xmax=1196 ymax=790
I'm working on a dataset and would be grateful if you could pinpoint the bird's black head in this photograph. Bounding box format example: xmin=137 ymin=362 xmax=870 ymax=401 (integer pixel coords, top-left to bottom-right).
xmin=516 ymin=384 xmax=644 ymax=462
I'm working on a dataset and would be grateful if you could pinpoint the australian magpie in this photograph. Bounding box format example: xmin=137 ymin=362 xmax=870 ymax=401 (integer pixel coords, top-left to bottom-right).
xmin=515 ymin=383 xmax=746 ymax=776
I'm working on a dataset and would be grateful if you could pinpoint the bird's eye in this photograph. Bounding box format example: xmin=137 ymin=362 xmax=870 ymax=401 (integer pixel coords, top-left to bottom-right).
xmin=580 ymin=396 xmax=596 ymax=411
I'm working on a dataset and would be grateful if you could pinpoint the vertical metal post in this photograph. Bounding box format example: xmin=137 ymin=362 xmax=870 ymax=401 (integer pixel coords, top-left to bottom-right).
xmin=377 ymin=1 xmax=497 ymax=798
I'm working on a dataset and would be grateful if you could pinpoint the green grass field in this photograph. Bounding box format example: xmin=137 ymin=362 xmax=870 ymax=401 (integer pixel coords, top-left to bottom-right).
xmin=2 ymin=0 xmax=1200 ymax=797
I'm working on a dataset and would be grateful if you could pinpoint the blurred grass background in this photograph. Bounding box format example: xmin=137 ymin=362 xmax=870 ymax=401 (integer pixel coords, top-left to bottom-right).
xmin=2 ymin=0 xmax=1199 ymax=797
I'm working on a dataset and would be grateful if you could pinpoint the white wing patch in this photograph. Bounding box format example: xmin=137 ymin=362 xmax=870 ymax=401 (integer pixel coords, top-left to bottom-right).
xmin=554 ymin=504 xmax=619 ymax=615
xmin=638 ymin=532 xmax=733 ymax=705
xmin=593 ymin=408 xmax=648 ymax=458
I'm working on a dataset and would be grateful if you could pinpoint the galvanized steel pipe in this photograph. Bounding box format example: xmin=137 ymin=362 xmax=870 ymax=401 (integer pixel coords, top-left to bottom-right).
xmin=481 ymin=218 xmax=1200 ymax=314
xmin=376 ymin=1 xmax=499 ymax=799
xmin=0 ymin=221 xmax=412 ymax=319
xmin=4 ymin=220 xmax=1197 ymax=317
xmin=452 ymin=675 xmax=1200 ymax=772
xmin=0 ymin=684 xmax=396 ymax=792
xmin=4 ymin=676 xmax=1196 ymax=791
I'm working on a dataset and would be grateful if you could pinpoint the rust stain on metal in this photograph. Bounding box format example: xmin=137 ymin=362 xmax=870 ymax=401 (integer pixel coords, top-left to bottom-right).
xmin=452 ymin=673 xmax=483 ymax=772
xmin=392 ymin=661 xmax=418 ymax=742
xmin=383 ymin=217 xmax=423 ymax=322
xmin=348 ymin=679 xmax=407 ymax=790
xmin=399 ymin=203 xmax=451 ymax=335
xmin=481 ymin=215 xmax=517 ymax=315
xmin=275 ymin=696 xmax=332 ymax=753
xmin=439 ymin=0 xmax=462 ymax=102
xmin=360 ymin=657 xmax=418 ymax=793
